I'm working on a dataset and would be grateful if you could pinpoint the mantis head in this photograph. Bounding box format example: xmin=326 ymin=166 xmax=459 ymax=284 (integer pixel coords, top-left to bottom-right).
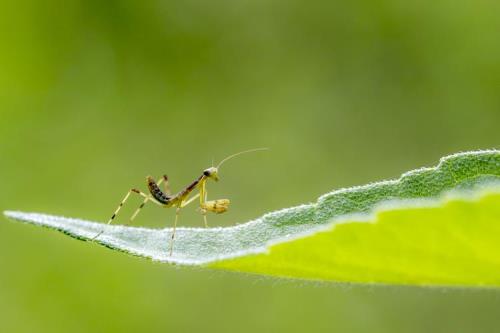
xmin=203 ymin=167 xmax=219 ymax=181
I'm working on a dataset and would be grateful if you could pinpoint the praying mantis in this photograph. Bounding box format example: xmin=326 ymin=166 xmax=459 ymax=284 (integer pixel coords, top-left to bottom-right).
xmin=92 ymin=148 xmax=267 ymax=255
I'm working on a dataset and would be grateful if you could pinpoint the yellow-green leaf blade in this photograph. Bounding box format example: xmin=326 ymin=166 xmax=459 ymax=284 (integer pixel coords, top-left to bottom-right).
xmin=212 ymin=190 xmax=500 ymax=287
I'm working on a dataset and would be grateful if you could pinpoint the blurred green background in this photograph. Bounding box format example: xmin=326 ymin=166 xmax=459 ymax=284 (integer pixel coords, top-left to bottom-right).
xmin=1 ymin=0 xmax=499 ymax=332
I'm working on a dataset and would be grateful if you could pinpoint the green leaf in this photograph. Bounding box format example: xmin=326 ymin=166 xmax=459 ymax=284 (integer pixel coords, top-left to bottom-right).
xmin=4 ymin=150 xmax=500 ymax=287
xmin=213 ymin=189 xmax=500 ymax=287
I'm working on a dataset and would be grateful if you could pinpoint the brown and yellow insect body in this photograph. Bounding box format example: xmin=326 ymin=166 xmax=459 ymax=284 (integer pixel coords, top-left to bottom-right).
xmin=147 ymin=176 xmax=173 ymax=205
xmin=93 ymin=148 xmax=267 ymax=256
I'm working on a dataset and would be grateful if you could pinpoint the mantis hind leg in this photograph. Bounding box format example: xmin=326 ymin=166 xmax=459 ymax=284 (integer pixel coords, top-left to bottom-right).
xmin=93 ymin=188 xmax=157 ymax=240
xmin=128 ymin=176 xmax=168 ymax=225
xmin=94 ymin=176 xmax=167 ymax=240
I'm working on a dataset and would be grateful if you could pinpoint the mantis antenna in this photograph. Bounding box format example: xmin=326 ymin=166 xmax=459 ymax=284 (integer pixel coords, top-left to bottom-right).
xmin=216 ymin=148 xmax=269 ymax=169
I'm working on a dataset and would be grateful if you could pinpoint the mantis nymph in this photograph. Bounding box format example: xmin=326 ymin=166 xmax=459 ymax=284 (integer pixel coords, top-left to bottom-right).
xmin=93 ymin=148 xmax=267 ymax=255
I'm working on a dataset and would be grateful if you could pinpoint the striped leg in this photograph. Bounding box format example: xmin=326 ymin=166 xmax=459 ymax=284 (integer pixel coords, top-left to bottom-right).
xmin=127 ymin=176 xmax=168 ymax=225
xmin=92 ymin=188 xmax=151 ymax=240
